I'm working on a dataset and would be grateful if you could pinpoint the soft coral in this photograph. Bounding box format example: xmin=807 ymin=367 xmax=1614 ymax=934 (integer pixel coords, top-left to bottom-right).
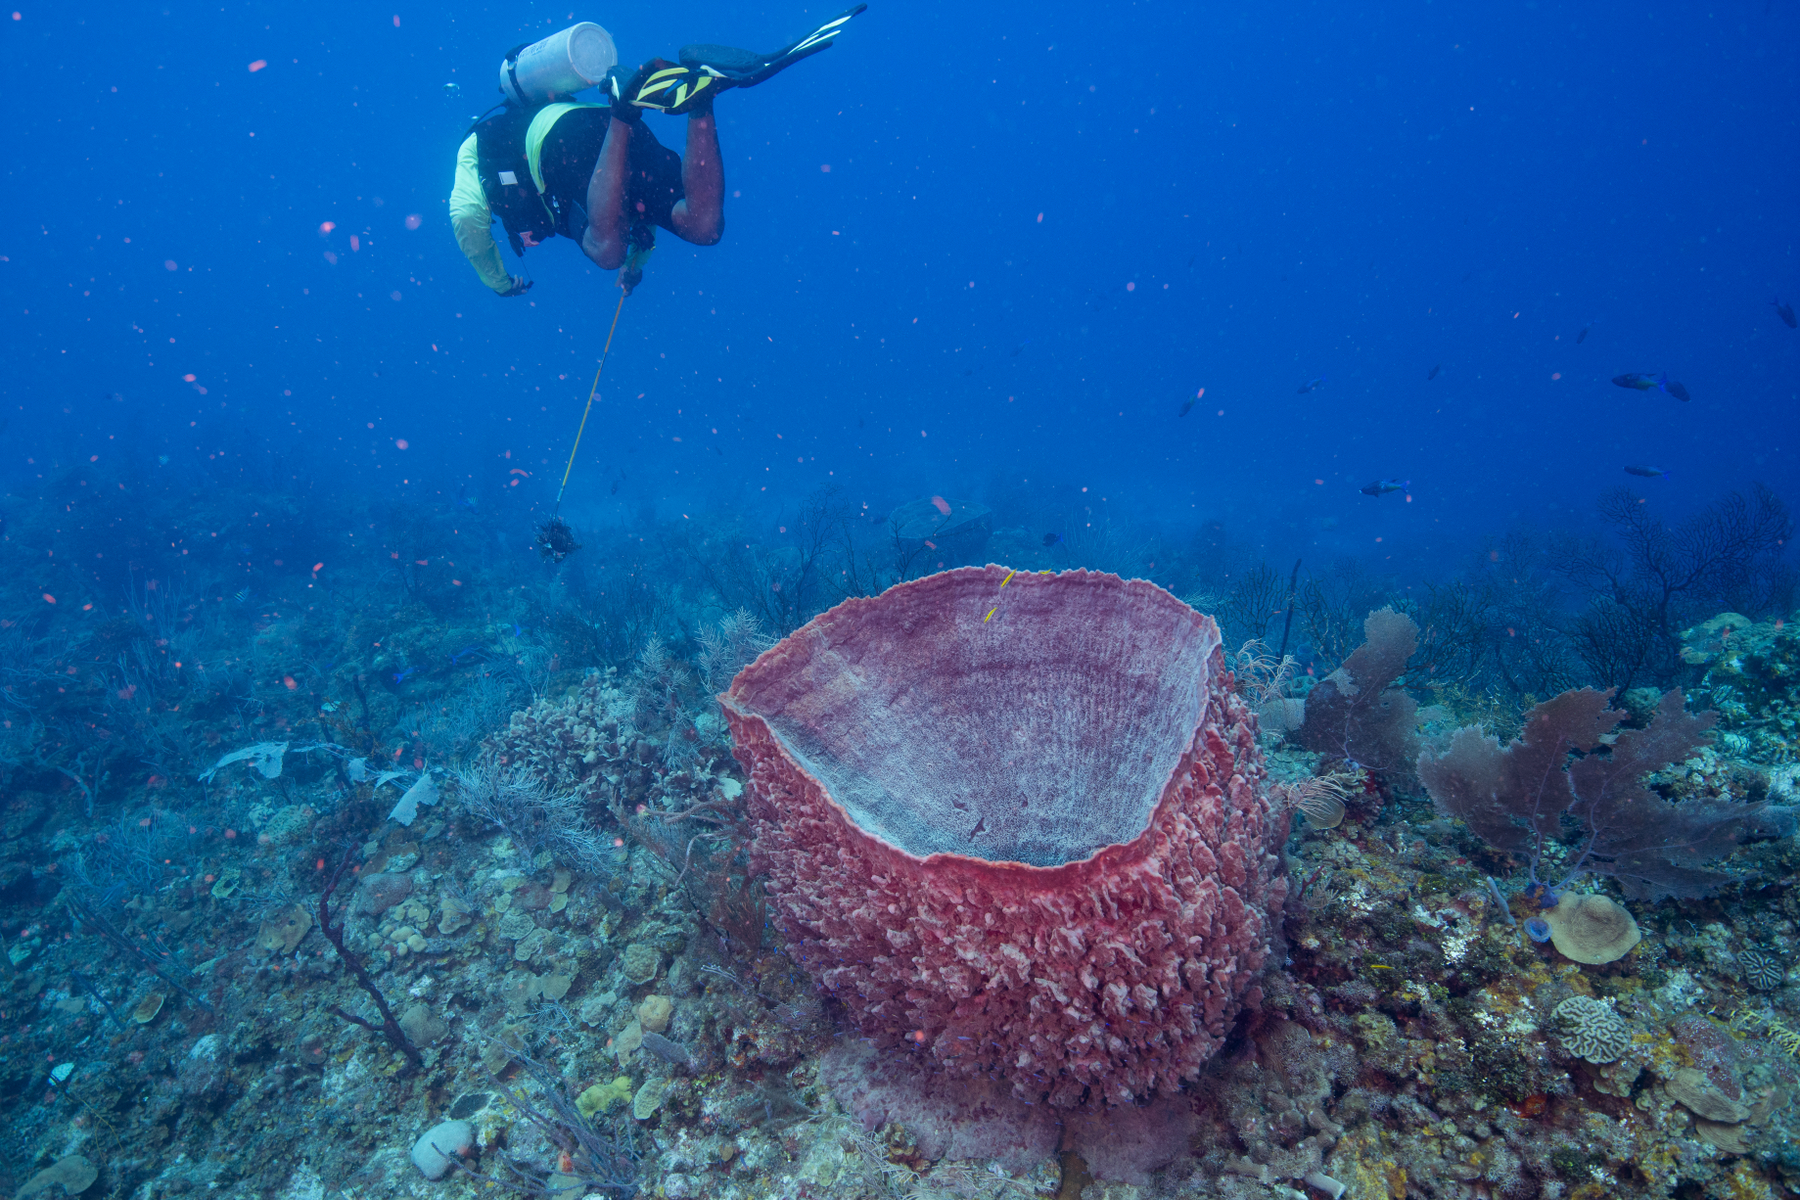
xmin=1418 ymin=687 xmax=1764 ymax=901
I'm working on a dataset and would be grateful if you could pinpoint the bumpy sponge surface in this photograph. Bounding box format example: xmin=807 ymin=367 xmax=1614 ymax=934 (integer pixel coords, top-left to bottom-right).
xmin=723 ymin=567 xmax=1288 ymax=1108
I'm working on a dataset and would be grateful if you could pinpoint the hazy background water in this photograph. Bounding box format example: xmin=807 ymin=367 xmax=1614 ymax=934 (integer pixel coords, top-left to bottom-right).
xmin=4 ymin=0 xmax=1797 ymax=587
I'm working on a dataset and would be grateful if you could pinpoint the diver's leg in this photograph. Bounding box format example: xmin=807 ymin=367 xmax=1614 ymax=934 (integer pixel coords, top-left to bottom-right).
xmin=581 ymin=116 xmax=634 ymax=271
xmin=669 ymin=110 xmax=724 ymax=246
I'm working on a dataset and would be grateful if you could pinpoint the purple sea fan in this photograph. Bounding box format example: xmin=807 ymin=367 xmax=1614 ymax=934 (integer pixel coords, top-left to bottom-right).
xmin=1417 ymin=687 xmax=1765 ymax=901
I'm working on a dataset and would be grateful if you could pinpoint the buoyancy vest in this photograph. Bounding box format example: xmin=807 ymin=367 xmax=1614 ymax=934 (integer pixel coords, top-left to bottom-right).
xmin=471 ymin=100 xmax=656 ymax=261
xmin=471 ymin=103 xmax=562 ymax=256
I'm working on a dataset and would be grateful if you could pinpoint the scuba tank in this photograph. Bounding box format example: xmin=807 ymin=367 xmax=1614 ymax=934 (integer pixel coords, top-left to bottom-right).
xmin=499 ymin=23 xmax=617 ymax=105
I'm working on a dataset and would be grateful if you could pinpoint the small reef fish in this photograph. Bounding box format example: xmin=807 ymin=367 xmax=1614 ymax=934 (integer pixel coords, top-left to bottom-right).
xmin=1427 ymin=364 xmax=1441 ymax=381
xmin=1043 ymin=532 xmax=1064 ymax=548
xmin=449 ymin=647 xmax=481 ymax=664
xmin=1624 ymin=465 xmax=1669 ymax=478
xmin=1360 ymin=479 xmax=1409 ymax=497
xmin=1775 ymin=299 xmax=1797 ymax=329
xmin=1179 ymin=387 xmax=1205 ymax=417
xmin=1577 ymin=324 xmax=1591 ymax=344
xmin=1612 ymin=372 xmax=1690 ymax=402
xmin=1297 ymin=377 xmax=1326 ymax=394
xmin=393 ymin=666 xmax=416 ymax=684
xmin=231 ymin=587 xmax=252 ymax=604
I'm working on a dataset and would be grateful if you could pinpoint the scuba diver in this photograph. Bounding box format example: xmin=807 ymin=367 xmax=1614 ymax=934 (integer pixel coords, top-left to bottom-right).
xmin=450 ymin=6 xmax=865 ymax=298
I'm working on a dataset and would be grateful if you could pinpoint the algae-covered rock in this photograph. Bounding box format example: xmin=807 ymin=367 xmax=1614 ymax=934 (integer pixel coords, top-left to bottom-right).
xmin=620 ymin=943 xmax=661 ymax=984
xmin=255 ymin=903 xmax=313 ymax=955
xmin=1665 ymin=1066 xmax=1750 ymax=1124
xmin=357 ymin=872 xmax=413 ymax=916
xmin=613 ymin=1018 xmax=644 ymax=1062
xmin=399 ymin=1003 xmax=447 ymax=1046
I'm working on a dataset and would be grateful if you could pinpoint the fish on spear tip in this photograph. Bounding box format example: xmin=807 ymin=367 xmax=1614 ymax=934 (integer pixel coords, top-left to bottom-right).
xmin=1624 ymin=465 xmax=1669 ymax=478
xmin=1360 ymin=479 xmax=1409 ymax=497
xmin=1612 ymin=372 xmax=1691 ymax=402
xmin=1774 ymin=299 xmax=1797 ymax=329
xmin=1179 ymin=387 xmax=1204 ymax=417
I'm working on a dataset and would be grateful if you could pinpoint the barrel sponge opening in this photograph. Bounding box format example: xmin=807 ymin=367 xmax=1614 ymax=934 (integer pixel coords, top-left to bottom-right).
xmin=725 ymin=566 xmax=1216 ymax=865
xmin=723 ymin=567 xmax=1289 ymax=1108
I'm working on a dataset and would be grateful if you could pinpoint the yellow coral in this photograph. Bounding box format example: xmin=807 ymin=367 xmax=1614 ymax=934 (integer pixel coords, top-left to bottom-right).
xmin=576 ymin=1076 xmax=634 ymax=1118
xmin=1335 ymin=1130 xmax=1408 ymax=1200
xmin=1729 ymin=1007 xmax=1800 ymax=1058
xmin=1722 ymin=1160 xmax=1773 ymax=1200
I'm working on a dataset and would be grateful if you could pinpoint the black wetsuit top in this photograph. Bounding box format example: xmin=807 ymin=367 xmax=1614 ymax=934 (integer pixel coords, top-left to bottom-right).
xmin=537 ymin=105 xmax=685 ymax=246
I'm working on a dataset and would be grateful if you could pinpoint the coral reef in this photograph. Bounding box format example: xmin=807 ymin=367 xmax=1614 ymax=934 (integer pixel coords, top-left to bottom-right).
xmin=1 ymin=442 xmax=1797 ymax=1200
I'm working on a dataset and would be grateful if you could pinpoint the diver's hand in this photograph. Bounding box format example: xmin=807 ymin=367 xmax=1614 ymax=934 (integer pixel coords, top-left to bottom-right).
xmin=498 ymin=276 xmax=533 ymax=298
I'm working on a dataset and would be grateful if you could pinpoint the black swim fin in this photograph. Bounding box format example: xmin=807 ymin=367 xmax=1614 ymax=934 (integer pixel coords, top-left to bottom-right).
xmin=678 ymin=5 xmax=866 ymax=89
xmin=626 ymin=60 xmax=728 ymax=115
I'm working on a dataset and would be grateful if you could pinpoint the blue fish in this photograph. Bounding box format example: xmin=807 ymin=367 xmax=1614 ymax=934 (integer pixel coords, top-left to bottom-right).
xmin=393 ymin=666 xmax=415 ymax=684
xmin=1042 ymin=532 xmax=1064 ymax=548
xmin=449 ymin=647 xmax=480 ymax=664
xmin=1360 ymin=479 xmax=1409 ymax=497
xmin=1612 ymin=372 xmax=1690 ymax=402
xmin=1297 ymin=376 xmax=1326 ymax=394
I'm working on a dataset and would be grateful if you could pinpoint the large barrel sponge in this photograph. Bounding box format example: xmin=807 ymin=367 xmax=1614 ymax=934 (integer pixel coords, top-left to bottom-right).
xmin=722 ymin=567 xmax=1288 ymax=1108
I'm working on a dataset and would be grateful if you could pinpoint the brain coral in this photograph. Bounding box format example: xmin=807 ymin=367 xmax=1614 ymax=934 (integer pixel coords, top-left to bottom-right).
xmin=722 ymin=567 xmax=1289 ymax=1108
xmin=1552 ymin=996 xmax=1631 ymax=1063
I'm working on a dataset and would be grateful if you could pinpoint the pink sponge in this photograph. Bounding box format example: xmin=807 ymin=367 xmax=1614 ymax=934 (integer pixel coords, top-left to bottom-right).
xmin=723 ymin=567 xmax=1288 ymax=1108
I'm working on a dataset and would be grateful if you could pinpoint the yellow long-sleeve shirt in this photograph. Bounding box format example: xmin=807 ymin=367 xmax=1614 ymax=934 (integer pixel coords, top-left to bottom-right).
xmin=448 ymin=133 xmax=513 ymax=294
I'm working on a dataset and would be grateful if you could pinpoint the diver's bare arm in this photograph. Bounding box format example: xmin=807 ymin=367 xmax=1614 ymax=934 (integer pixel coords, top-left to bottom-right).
xmin=669 ymin=110 xmax=724 ymax=247
xmin=581 ymin=116 xmax=633 ymax=270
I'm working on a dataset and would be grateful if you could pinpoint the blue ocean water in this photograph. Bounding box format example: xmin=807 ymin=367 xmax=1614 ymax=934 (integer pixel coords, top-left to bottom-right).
xmin=5 ymin=0 xmax=1795 ymax=583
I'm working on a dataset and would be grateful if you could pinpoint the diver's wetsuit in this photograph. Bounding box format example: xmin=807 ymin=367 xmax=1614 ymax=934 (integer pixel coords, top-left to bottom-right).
xmin=538 ymin=106 xmax=684 ymax=245
xmin=448 ymin=102 xmax=691 ymax=295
